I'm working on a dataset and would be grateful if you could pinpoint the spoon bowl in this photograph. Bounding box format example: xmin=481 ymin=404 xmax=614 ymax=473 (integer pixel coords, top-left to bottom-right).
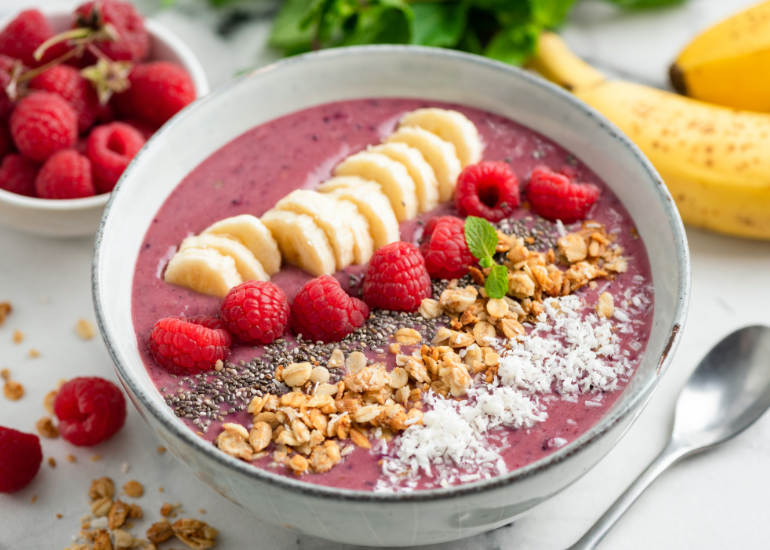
xmin=568 ymin=325 xmax=770 ymax=550
xmin=673 ymin=325 xmax=770 ymax=450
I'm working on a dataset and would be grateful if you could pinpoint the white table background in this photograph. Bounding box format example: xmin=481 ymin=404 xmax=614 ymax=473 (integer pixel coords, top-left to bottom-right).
xmin=2 ymin=0 xmax=770 ymax=548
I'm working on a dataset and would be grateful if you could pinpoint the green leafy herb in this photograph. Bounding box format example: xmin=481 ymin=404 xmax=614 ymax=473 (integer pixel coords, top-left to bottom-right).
xmin=201 ymin=0 xmax=689 ymax=66
xmin=464 ymin=215 xmax=498 ymax=261
xmin=485 ymin=265 xmax=509 ymax=299
xmin=464 ymin=216 xmax=508 ymax=300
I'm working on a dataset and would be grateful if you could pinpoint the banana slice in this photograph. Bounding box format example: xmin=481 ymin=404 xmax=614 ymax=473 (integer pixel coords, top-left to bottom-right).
xmin=332 ymin=197 xmax=374 ymax=264
xmin=164 ymin=247 xmax=242 ymax=298
xmin=261 ymin=209 xmax=336 ymax=277
xmin=333 ymin=151 xmax=418 ymax=222
xmin=317 ymin=176 xmax=400 ymax=249
xmin=179 ymin=234 xmax=269 ymax=282
xmin=399 ymin=108 xmax=483 ymax=167
xmin=201 ymin=214 xmax=281 ymax=276
xmin=368 ymin=142 xmax=439 ymax=213
xmin=386 ymin=126 xmax=461 ymax=202
xmin=275 ymin=190 xmax=355 ymax=270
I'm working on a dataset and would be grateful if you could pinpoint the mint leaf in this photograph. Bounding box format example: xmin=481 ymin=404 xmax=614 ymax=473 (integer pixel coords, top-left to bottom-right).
xmin=464 ymin=216 xmax=498 ymax=261
xmin=410 ymin=1 xmax=468 ymax=48
xmin=531 ymin=0 xmax=579 ymax=27
xmin=485 ymin=265 xmax=509 ymax=300
xmin=484 ymin=22 xmax=539 ymax=67
xmin=342 ymin=0 xmax=412 ymax=46
xmin=479 ymin=257 xmax=493 ymax=269
xmin=269 ymin=0 xmax=317 ymax=49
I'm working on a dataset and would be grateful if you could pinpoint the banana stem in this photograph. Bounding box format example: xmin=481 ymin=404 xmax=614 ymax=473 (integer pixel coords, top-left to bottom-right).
xmin=527 ymin=32 xmax=606 ymax=91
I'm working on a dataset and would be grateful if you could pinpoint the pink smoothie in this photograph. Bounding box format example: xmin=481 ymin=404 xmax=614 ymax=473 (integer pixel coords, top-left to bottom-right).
xmin=131 ymin=98 xmax=654 ymax=492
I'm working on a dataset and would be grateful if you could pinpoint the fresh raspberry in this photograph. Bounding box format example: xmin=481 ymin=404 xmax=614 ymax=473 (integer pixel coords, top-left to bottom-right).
xmin=29 ymin=65 xmax=99 ymax=133
xmin=0 ymin=123 xmax=11 ymax=158
xmin=149 ymin=316 xmax=232 ymax=375
xmin=114 ymin=62 xmax=195 ymax=127
xmin=74 ymin=0 xmax=149 ymax=62
xmin=10 ymin=92 xmax=78 ymax=162
xmin=0 ymin=55 xmax=17 ymax=122
xmin=120 ymin=118 xmax=156 ymax=141
xmin=220 ymin=280 xmax=290 ymax=344
xmin=291 ymin=276 xmax=370 ymax=343
xmin=526 ymin=165 xmax=600 ymax=224
xmin=362 ymin=242 xmax=431 ymax=312
xmin=0 ymin=426 xmax=42 ymax=493
xmin=53 ymin=377 xmax=126 ymax=447
xmin=36 ymin=150 xmax=96 ymax=199
xmin=86 ymin=122 xmax=145 ymax=193
xmin=419 ymin=216 xmax=475 ymax=280
xmin=0 ymin=9 xmax=68 ymax=68
xmin=455 ymin=161 xmax=520 ymax=222
xmin=0 ymin=154 xmax=38 ymax=197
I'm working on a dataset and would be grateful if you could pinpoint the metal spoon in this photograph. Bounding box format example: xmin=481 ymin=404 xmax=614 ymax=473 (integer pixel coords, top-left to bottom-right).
xmin=567 ymin=325 xmax=770 ymax=550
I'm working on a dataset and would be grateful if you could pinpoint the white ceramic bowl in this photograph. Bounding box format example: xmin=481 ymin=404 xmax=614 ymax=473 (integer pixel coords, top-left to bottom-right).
xmin=93 ymin=46 xmax=690 ymax=547
xmin=0 ymin=6 xmax=209 ymax=238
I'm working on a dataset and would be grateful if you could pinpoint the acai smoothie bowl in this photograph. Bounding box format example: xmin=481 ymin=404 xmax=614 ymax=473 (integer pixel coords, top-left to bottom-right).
xmin=93 ymin=46 xmax=689 ymax=546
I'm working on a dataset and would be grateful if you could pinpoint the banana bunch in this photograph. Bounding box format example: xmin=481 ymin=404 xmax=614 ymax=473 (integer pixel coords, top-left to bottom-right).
xmin=529 ymin=32 xmax=770 ymax=240
xmin=669 ymin=1 xmax=770 ymax=113
xmin=164 ymin=108 xmax=484 ymax=295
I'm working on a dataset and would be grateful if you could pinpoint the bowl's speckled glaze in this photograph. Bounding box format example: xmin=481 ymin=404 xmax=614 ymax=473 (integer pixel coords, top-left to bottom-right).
xmin=93 ymin=46 xmax=689 ymax=547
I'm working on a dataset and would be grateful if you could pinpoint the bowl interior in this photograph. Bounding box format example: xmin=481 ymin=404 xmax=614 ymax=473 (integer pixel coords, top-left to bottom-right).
xmin=94 ymin=46 xmax=689 ymax=499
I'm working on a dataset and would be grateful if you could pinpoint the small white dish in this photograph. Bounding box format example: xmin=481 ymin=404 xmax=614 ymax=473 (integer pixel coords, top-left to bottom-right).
xmin=94 ymin=46 xmax=690 ymax=546
xmin=0 ymin=5 xmax=209 ymax=238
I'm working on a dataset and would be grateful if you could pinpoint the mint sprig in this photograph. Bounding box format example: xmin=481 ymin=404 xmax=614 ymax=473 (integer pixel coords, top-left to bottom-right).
xmin=464 ymin=216 xmax=509 ymax=300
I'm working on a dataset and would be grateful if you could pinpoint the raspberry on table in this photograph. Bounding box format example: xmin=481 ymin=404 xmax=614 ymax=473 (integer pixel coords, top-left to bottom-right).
xmin=455 ymin=161 xmax=520 ymax=222
xmin=29 ymin=65 xmax=99 ymax=133
xmin=114 ymin=62 xmax=195 ymax=127
xmin=0 ymin=9 xmax=66 ymax=68
xmin=220 ymin=280 xmax=290 ymax=344
xmin=0 ymin=154 xmax=39 ymax=197
xmin=54 ymin=377 xmax=126 ymax=447
xmin=10 ymin=92 xmax=78 ymax=163
xmin=35 ymin=150 xmax=96 ymax=199
xmin=362 ymin=242 xmax=431 ymax=312
xmin=74 ymin=0 xmax=149 ymax=62
xmin=0 ymin=426 xmax=42 ymax=493
xmin=86 ymin=122 xmax=146 ymax=193
xmin=149 ymin=316 xmax=232 ymax=375
xmin=526 ymin=165 xmax=600 ymax=224
xmin=291 ymin=276 xmax=370 ymax=343
xmin=419 ymin=216 xmax=476 ymax=280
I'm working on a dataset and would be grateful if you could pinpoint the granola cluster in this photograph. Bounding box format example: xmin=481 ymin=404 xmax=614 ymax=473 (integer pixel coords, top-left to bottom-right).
xmin=67 ymin=477 xmax=218 ymax=550
xmin=214 ymin=222 xmax=629 ymax=476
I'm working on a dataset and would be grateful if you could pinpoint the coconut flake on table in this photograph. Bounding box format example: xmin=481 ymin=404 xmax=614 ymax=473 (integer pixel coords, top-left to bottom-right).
xmin=376 ymin=292 xmax=648 ymax=492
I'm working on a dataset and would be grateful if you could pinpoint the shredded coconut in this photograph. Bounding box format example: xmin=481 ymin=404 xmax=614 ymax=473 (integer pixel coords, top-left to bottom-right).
xmin=376 ymin=292 xmax=647 ymax=492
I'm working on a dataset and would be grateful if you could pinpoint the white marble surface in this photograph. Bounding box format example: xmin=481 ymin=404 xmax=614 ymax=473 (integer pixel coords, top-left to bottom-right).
xmin=2 ymin=0 xmax=770 ymax=548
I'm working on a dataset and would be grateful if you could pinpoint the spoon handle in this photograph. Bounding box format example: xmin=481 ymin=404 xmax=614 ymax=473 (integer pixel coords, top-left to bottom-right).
xmin=566 ymin=441 xmax=690 ymax=550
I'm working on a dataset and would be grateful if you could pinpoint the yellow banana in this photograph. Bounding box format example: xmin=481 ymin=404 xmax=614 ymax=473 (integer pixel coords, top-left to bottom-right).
xmin=669 ymin=1 xmax=770 ymax=113
xmin=529 ymin=32 xmax=770 ymax=240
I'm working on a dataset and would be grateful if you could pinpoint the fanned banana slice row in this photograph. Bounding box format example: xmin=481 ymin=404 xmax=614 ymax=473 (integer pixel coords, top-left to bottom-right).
xmin=368 ymin=142 xmax=439 ymax=213
xmin=202 ymin=214 xmax=281 ymax=276
xmin=261 ymin=209 xmax=336 ymax=277
xmin=399 ymin=108 xmax=483 ymax=168
xmin=179 ymin=234 xmax=269 ymax=283
xmin=333 ymin=151 xmax=418 ymax=222
xmin=332 ymin=197 xmax=374 ymax=265
xmin=317 ymin=176 xmax=400 ymax=249
xmin=275 ymin=190 xmax=355 ymax=270
xmin=164 ymin=247 xmax=242 ymax=298
xmin=386 ymin=126 xmax=461 ymax=202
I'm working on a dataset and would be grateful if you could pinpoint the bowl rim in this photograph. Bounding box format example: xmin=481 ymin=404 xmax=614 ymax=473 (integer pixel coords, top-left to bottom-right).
xmin=0 ymin=5 xmax=209 ymax=212
xmin=93 ymin=44 xmax=690 ymax=503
